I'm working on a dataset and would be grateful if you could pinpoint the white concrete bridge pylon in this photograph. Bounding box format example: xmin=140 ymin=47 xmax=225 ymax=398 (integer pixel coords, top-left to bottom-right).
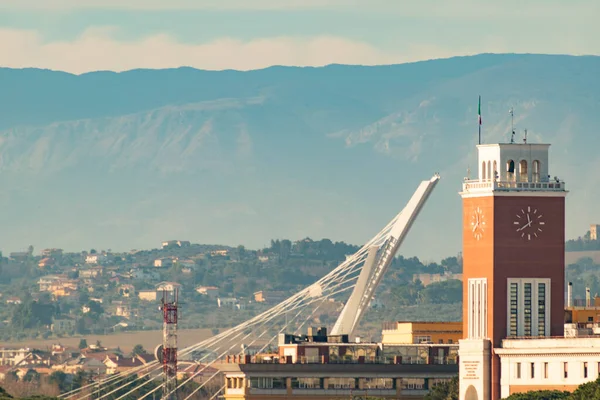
xmin=331 ymin=174 xmax=441 ymax=337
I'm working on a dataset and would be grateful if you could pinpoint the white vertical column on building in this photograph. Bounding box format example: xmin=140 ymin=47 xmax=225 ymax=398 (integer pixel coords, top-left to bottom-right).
xmin=468 ymin=278 xmax=488 ymax=339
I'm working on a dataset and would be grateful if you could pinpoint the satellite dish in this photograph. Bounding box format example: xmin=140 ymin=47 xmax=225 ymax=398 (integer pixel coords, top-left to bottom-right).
xmin=154 ymin=344 xmax=164 ymax=363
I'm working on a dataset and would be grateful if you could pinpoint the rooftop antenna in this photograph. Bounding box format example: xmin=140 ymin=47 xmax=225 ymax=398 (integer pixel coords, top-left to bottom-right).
xmin=509 ymin=108 xmax=515 ymax=143
xmin=523 ymin=129 xmax=528 ymax=144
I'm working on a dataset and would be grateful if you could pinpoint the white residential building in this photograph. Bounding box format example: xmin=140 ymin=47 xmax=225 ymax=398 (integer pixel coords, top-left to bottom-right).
xmin=496 ymin=337 xmax=600 ymax=396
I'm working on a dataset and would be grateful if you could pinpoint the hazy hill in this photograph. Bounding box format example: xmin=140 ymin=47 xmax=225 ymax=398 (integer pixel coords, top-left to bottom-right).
xmin=0 ymin=53 xmax=599 ymax=259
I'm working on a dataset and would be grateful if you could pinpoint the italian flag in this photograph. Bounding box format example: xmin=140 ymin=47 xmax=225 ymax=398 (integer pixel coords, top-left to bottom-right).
xmin=478 ymin=96 xmax=482 ymax=125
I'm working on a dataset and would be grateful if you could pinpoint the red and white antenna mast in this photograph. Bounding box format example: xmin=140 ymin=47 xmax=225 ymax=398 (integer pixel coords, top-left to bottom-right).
xmin=160 ymin=287 xmax=179 ymax=399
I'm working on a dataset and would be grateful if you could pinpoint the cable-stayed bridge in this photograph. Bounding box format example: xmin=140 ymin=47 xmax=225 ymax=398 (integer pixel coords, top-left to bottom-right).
xmin=58 ymin=174 xmax=440 ymax=400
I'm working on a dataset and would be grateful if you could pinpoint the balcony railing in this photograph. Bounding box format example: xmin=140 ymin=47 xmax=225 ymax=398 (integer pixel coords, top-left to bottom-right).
xmin=462 ymin=179 xmax=566 ymax=193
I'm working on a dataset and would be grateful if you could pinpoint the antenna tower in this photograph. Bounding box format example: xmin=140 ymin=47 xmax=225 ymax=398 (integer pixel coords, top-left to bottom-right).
xmin=509 ymin=108 xmax=515 ymax=143
xmin=160 ymin=288 xmax=179 ymax=399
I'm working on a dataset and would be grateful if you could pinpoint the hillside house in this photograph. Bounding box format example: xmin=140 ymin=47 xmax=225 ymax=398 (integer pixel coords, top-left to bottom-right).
xmin=85 ymin=253 xmax=107 ymax=265
xmin=79 ymin=266 xmax=104 ymax=279
xmin=0 ymin=348 xmax=31 ymax=366
xmin=5 ymin=297 xmax=21 ymax=305
xmin=253 ymin=290 xmax=287 ymax=304
xmin=103 ymin=354 xmax=154 ymax=375
xmin=161 ymin=240 xmax=190 ymax=249
xmin=412 ymin=273 xmax=463 ymax=286
xmin=156 ymin=281 xmax=182 ymax=298
xmin=38 ymin=275 xmax=68 ymax=292
xmin=196 ymin=286 xmax=219 ymax=299
xmin=210 ymin=249 xmax=229 ymax=257
xmin=217 ymin=297 xmax=245 ymax=310
xmin=154 ymin=257 xmax=174 ymax=268
xmin=41 ymin=248 xmax=63 ymax=258
xmin=38 ymin=257 xmax=54 ymax=268
xmin=118 ymin=284 xmax=135 ymax=298
xmin=138 ymin=290 xmax=158 ymax=302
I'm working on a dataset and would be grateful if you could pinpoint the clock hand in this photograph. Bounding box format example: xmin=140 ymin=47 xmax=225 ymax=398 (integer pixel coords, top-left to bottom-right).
xmin=517 ymin=221 xmax=533 ymax=232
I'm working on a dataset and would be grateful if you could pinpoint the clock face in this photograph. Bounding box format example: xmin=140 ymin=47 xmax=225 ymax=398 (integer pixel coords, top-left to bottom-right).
xmin=513 ymin=205 xmax=545 ymax=241
xmin=470 ymin=206 xmax=486 ymax=240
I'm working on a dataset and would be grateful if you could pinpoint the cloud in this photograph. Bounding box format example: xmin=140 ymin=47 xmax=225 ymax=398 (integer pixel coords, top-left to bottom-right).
xmin=0 ymin=26 xmax=596 ymax=74
xmin=0 ymin=0 xmax=349 ymax=10
xmin=0 ymin=0 xmax=598 ymax=20
xmin=0 ymin=27 xmax=402 ymax=73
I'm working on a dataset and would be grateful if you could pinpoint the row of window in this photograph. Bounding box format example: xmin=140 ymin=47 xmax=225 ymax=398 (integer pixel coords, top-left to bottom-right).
xmin=411 ymin=335 xmax=454 ymax=344
xmin=243 ymin=377 xmax=451 ymax=390
xmin=515 ymin=361 xmax=596 ymax=380
xmin=507 ymin=278 xmax=549 ymax=337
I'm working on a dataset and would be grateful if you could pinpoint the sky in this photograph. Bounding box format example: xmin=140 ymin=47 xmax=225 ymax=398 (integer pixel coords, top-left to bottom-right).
xmin=0 ymin=0 xmax=598 ymax=73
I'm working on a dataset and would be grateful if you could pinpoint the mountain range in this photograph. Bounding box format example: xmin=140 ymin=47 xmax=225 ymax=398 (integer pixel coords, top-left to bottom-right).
xmin=0 ymin=53 xmax=599 ymax=259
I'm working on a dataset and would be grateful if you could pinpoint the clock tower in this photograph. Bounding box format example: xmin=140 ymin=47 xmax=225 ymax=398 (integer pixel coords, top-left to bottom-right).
xmin=458 ymin=143 xmax=567 ymax=400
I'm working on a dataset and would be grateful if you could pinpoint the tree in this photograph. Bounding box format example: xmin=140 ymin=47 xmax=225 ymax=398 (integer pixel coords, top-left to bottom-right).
xmin=425 ymin=376 xmax=458 ymax=400
xmin=504 ymin=390 xmax=570 ymax=399
xmin=132 ymin=344 xmax=146 ymax=356
xmin=22 ymin=369 xmax=40 ymax=383
xmin=78 ymin=338 xmax=88 ymax=349
xmin=570 ymin=376 xmax=600 ymax=400
xmin=49 ymin=371 xmax=67 ymax=392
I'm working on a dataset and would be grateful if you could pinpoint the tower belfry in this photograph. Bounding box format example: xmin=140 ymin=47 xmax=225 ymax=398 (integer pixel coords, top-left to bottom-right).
xmin=458 ymin=140 xmax=567 ymax=400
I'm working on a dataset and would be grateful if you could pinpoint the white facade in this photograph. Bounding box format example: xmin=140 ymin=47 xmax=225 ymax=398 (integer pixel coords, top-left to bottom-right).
xmin=476 ymin=143 xmax=550 ymax=183
xmin=496 ymin=337 xmax=600 ymax=398
xmin=85 ymin=254 xmax=107 ymax=264
xmin=461 ymin=143 xmax=567 ymax=198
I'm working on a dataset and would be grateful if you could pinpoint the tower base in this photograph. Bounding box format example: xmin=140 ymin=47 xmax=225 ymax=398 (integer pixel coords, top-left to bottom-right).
xmin=459 ymin=339 xmax=491 ymax=400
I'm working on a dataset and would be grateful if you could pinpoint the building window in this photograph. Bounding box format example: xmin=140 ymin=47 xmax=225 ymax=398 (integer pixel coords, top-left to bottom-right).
xmin=493 ymin=160 xmax=498 ymax=180
xmin=516 ymin=363 xmax=522 ymax=379
xmin=510 ymin=283 xmax=518 ymax=336
xmin=487 ymin=160 xmax=492 ymax=180
xmin=413 ymin=335 xmax=432 ymax=344
xmin=519 ymin=160 xmax=528 ymax=182
xmin=584 ymin=362 xmax=589 ymax=378
xmin=538 ymin=283 xmax=546 ymax=336
xmin=363 ymin=378 xmax=394 ymax=389
xmin=544 ymin=362 xmax=549 ymax=379
xmin=291 ymin=378 xmax=322 ymax=389
xmin=438 ymin=339 xmax=444 ymax=344
xmin=448 ymin=339 xmax=453 ymax=344
xmin=524 ymin=283 xmax=532 ymax=336
xmin=564 ymin=362 xmax=568 ymax=378
xmin=482 ymin=162 xmax=487 ymax=181
xmin=531 ymin=363 xmax=535 ymax=378
xmin=327 ymin=378 xmax=355 ymax=389
xmin=507 ymin=159 xmax=515 ymax=181
xmin=402 ymin=378 xmax=425 ymax=390
xmin=249 ymin=377 xmax=286 ymax=389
